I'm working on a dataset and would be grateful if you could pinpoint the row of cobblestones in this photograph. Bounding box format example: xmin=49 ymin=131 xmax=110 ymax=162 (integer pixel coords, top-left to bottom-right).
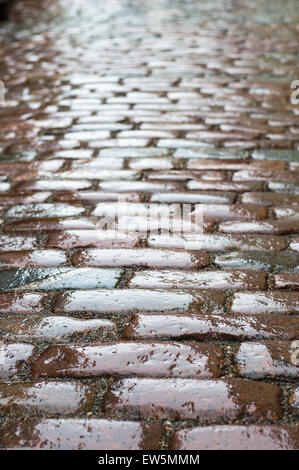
xmin=0 ymin=0 xmax=298 ymax=450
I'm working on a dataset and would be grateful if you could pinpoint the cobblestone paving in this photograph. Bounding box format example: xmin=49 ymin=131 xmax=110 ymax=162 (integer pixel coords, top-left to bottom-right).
xmin=0 ymin=0 xmax=299 ymax=450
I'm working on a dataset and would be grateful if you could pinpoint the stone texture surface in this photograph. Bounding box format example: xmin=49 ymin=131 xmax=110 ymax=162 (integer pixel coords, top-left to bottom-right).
xmin=0 ymin=0 xmax=299 ymax=451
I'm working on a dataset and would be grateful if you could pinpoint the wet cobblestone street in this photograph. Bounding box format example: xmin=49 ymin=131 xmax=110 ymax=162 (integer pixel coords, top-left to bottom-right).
xmin=0 ymin=0 xmax=299 ymax=450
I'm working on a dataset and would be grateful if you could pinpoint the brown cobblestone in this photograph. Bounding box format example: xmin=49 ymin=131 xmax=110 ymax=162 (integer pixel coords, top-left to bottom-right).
xmin=123 ymin=313 xmax=299 ymax=341
xmin=1 ymin=0 xmax=299 ymax=451
xmin=169 ymin=425 xmax=299 ymax=450
xmin=0 ymin=381 xmax=95 ymax=415
xmin=32 ymin=342 xmax=224 ymax=379
xmin=235 ymin=341 xmax=299 ymax=379
xmin=102 ymin=378 xmax=282 ymax=421
xmin=0 ymin=419 xmax=163 ymax=450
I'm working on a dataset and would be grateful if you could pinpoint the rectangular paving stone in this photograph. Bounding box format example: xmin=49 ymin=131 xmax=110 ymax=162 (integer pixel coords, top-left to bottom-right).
xmin=47 ymin=230 xmax=139 ymax=250
xmin=97 ymin=148 xmax=170 ymax=158
xmin=148 ymin=234 xmax=286 ymax=252
xmin=14 ymin=180 xmax=93 ymax=192
xmin=1 ymin=315 xmax=115 ymax=342
xmin=187 ymin=159 xmax=287 ymax=170
xmin=5 ymin=203 xmax=85 ymax=219
xmin=0 ymin=235 xmax=39 ymax=251
xmin=54 ymin=289 xmax=225 ymax=314
xmin=0 ymin=381 xmax=95 ymax=415
xmin=0 ymin=192 xmax=51 ymax=206
xmin=4 ymin=217 xmax=102 ymax=233
xmin=214 ymin=251 xmax=299 ymax=271
xmin=129 ymin=270 xmax=266 ymax=290
xmin=53 ymin=191 xmax=141 ymax=204
xmin=70 ymin=158 xmax=124 ymax=170
xmin=123 ymin=313 xmax=299 ymax=342
xmin=59 ymin=169 xmax=137 ymax=181
xmin=268 ymin=181 xmax=299 ymax=194
xmin=98 ymin=181 xmax=179 ymax=193
xmin=240 ymin=192 xmax=299 ymax=206
xmin=150 ymin=191 xmax=235 ymax=204
xmin=0 ymin=419 xmax=163 ymax=450
xmin=186 ymin=180 xmax=262 ymax=192
xmin=174 ymin=148 xmax=247 ymax=159
xmin=235 ymin=341 xmax=299 ymax=379
xmin=32 ymin=342 xmax=224 ymax=379
xmin=0 ymin=250 xmax=67 ymax=268
xmin=231 ymin=292 xmax=299 ymax=314
xmin=252 ymin=149 xmax=299 ymax=162
xmin=0 ymin=292 xmax=47 ymax=314
xmin=129 ymin=158 xmax=174 ymax=170
xmin=219 ymin=219 xmax=299 ymax=235
xmin=169 ymin=425 xmax=299 ymax=450
xmin=102 ymin=378 xmax=282 ymax=421
xmin=0 ymin=267 xmax=123 ymax=290
xmin=54 ymin=149 xmax=94 ymax=159
xmin=233 ymin=170 xmax=299 ymax=182
xmin=195 ymin=204 xmax=267 ymax=221
xmin=0 ymin=343 xmax=34 ymax=378
xmin=158 ymin=139 xmax=214 ymax=148
xmin=274 ymin=273 xmax=299 ymax=289
xmin=72 ymin=248 xmax=210 ymax=269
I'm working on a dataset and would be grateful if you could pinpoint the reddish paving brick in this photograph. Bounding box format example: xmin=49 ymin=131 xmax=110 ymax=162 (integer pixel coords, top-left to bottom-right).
xmin=1 ymin=316 xmax=115 ymax=342
xmin=5 ymin=203 xmax=85 ymax=219
xmin=150 ymin=192 xmax=235 ymax=204
xmin=148 ymin=170 xmax=226 ymax=181
xmin=240 ymin=192 xmax=299 ymax=206
xmin=2 ymin=0 xmax=299 ymax=450
xmin=32 ymin=342 xmax=224 ymax=379
xmin=4 ymin=217 xmax=103 ymax=232
xmin=214 ymin=251 xmax=299 ymax=271
xmin=47 ymin=230 xmax=139 ymax=249
xmin=187 ymin=159 xmax=287 ymax=171
xmin=0 ymin=381 xmax=95 ymax=415
xmin=54 ymin=289 xmax=225 ymax=314
xmin=196 ymin=204 xmax=268 ymax=221
xmin=233 ymin=170 xmax=299 ymax=182
xmin=0 ymin=235 xmax=40 ymax=251
xmin=53 ymin=191 xmax=141 ymax=203
xmin=129 ymin=270 xmax=266 ymax=290
xmin=0 ymin=343 xmax=34 ymax=378
xmin=148 ymin=234 xmax=287 ymax=252
xmin=0 ymin=192 xmax=51 ymax=206
xmin=102 ymin=378 xmax=282 ymax=421
xmin=0 ymin=250 xmax=67 ymax=268
xmin=0 ymin=292 xmax=47 ymax=314
xmin=187 ymin=180 xmax=263 ymax=192
xmin=230 ymin=292 xmax=299 ymax=315
xmin=0 ymin=419 xmax=163 ymax=450
xmin=13 ymin=178 xmax=94 ymax=191
xmin=235 ymin=341 xmax=299 ymax=379
xmin=71 ymin=248 xmax=210 ymax=269
xmin=123 ymin=313 xmax=299 ymax=341
xmin=219 ymin=219 xmax=299 ymax=234
xmin=274 ymin=273 xmax=299 ymax=289
xmin=169 ymin=425 xmax=299 ymax=450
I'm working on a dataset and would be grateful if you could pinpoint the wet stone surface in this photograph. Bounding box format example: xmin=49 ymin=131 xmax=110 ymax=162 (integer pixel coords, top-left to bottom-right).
xmin=170 ymin=425 xmax=299 ymax=450
xmin=0 ymin=267 xmax=123 ymax=290
xmin=0 ymin=419 xmax=163 ymax=450
xmin=32 ymin=342 xmax=224 ymax=379
xmin=0 ymin=381 xmax=95 ymax=415
xmin=0 ymin=0 xmax=299 ymax=451
xmin=102 ymin=378 xmax=282 ymax=421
